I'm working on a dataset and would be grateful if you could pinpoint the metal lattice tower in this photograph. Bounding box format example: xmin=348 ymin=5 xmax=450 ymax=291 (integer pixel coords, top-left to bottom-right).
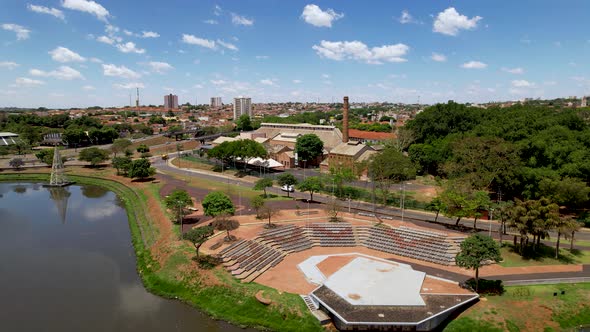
xmin=48 ymin=187 xmax=71 ymax=224
xmin=49 ymin=147 xmax=69 ymax=186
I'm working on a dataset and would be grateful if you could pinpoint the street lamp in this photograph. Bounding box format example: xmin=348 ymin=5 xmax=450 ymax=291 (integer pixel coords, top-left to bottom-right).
xmin=401 ymin=182 xmax=406 ymax=223
xmin=489 ymin=208 xmax=494 ymax=237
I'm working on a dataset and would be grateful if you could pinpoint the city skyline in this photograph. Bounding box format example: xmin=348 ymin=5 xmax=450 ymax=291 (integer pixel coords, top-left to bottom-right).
xmin=1 ymin=0 xmax=590 ymax=108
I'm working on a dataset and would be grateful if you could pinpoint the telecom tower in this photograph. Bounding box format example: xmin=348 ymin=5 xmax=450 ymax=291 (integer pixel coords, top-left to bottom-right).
xmin=48 ymin=186 xmax=71 ymax=224
xmin=46 ymin=147 xmax=72 ymax=187
xmin=136 ymin=88 xmax=140 ymax=108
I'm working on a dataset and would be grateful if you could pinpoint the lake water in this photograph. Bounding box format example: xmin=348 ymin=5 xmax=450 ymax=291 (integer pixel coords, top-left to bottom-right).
xmin=0 ymin=182 xmax=249 ymax=332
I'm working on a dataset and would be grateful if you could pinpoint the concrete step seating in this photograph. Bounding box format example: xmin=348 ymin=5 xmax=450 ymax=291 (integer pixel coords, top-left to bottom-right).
xmin=304 ymin=223 xmax=358 ymax=247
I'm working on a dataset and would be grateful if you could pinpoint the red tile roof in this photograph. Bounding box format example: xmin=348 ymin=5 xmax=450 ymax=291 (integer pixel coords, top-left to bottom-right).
xmin=348 ymin=129 xmax=395 ymax=141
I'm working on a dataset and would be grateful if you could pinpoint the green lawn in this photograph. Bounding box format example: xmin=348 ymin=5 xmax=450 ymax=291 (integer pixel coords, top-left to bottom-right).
xmin=499 ymin=243 xmax=590 ymax=267
xmin=445 ymin=283 xmax=590 ymax=331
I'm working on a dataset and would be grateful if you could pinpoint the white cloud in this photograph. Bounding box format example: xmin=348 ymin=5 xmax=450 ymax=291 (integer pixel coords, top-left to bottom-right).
xmin=293 ymin=79 xmax=302 ymax=84
xmin=502 ymin=67 xmax=524 ymax=74
xmin=116 ymin=42 xmax=145 ymax=54
xmin=322 ymin=74 xmax=330 ymax=78
xmin=210 ymin=79 xmax=227 ymax=85
xmin=123 ymin=29 xmax=133 ymax=36
xmin=12 ymin=77 xmax=45 ymax=87
xmin=61 ymin=0 xmax=110 ymax=21
xmin=398 ymin=10 xmax=419 ymax=24
xmin=255 ymin=55 xmax=269 ymax=60
xmin=193 ymin=59 xmax=201 ymax=64
xmin=49 ymin=46 xmax=86 ymax=63
xmin=213 ymin=5 xmax=222 ymax=16
xmin=113 ymin=82 xmax=145 ymax=89
xmin=30 ymin=66 xmax=84 ymax=80
xmin=182 ymin=34 xmax=216 ymax=49
xmin=260 ymin=79 xmax=277 ymax=86
xmin=0 ymin=61 xmax=19 ymax=70
xmin=141 ymin=31 xmax=159 ymax=38
xmin=217 ymin=39 xmax=238 ymax=51
xmin=97 ymin=35 xmax=114 ymax=44
xmin=543 ymin=81 xmax=557 ymax=86
xmin=1 ymin=23 xmax=31 ymax=40
xmin=231 ymin=13 xmax=254 ymax=26
xmin=511 ymin=80 xmax=534 ymax=88
xmin=301 ymin=4 xmax=343 ymax=28
xmin=461 ymin=61 xmax=487 ymax=69
xmin=82 ymin=85 xmax=95 ymax=90
xmin=147 ymin=61 xmax=173 ymax=74
xmin=89 ymin=57 xmax=102 ymax=63
xmin=193 ymin=84 xmax=203 ymax=89
xmin=102 ymin=64 xmax=141 ymax=79
xmin=27 ymin=4 xmax=65 ymax=21
xmin=203 ymin=19 xmax=218 ymax=25
xmin=430 ymin=52 xmax=447 ymax=62
xmin=433 ymin=7 xmax=482 ymax=36
xmin=312 ymin=40 xmax=409 ymax=64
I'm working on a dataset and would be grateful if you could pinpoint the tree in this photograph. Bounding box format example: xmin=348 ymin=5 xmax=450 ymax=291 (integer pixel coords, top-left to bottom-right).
xmin=213 ymin=213 xmax=240 ymax=241
xmin=254 ymin=177 xmax=273 ymax=197
xmin=234 ymin=139 xmax=267 ymax=169
xmin=251 ymin=195 xmax=265 ymax=218
xmin=35 ymin=149 xmax=54 ymax=166
xmin=297 ymin=176 xmax=324 ymax=202
xmin=295 ymin=134 xmax=324 ymax=165
xmin=494 ymin=200 xmax=514 ymax=245
xmin=368 ymin=146 xmax=416 ymax=205
xmin=136 ymin=144 xmax=150 ymax=153
xmin=259 ymin=205 xmax=278 ymax=228
xmin=202 ymin=191 xmax=235 ymax=217
xmin=78 ymin=147 xmax=110 ymax=167
xmin=277 ymin=173 xmax=298 ymax=198
xmin=9 ymin=158 xmax=24 ymax=170
xmin=507 ymin=198 xmax=560 ymax=253
xmin=426 ymin=197 xmax=446 ymax=223
xmin=111 ymin=138 xmax=132 ymax=157
xmin=165 ymin=189 xmax=193 ymax=224
xmin=455 ymin=234 xmax=502 ymax=292
xmin=472 ymin=191 xmax=492 ymax=230
xmin=14 ymin=139 xmax=31 ymax=155
xmin=184 ymin=226 xmax=214 ymax=258
xmin=564 ymin=219 xmax=584 ymax=252
xmin=439 ymin=181 xmax=486 ymax=227
xmin=112 ymin=156 xmax=132 ymax=176
xmin=235 ymin=114 xmax=253 ymax=131
xmin=128 ymin=158 xmax=156 ymax=180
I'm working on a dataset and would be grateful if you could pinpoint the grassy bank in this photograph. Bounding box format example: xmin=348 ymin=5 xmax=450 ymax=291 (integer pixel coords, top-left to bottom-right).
xmin=499 ymin=243 xmax=590 ymax=267
xmin=444 ymin=283 xmax=590 ymax=331
xmin=0 ymin=172 xmax=322 ymax=332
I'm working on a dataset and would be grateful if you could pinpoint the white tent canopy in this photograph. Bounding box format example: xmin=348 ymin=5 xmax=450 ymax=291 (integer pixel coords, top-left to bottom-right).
xmin=247 ymin=157 xmax=283 ymax=168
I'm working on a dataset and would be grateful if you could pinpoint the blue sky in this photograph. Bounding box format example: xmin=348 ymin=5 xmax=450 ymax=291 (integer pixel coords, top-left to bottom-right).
xmin=1 ymin=0 xmax=590 ymax=108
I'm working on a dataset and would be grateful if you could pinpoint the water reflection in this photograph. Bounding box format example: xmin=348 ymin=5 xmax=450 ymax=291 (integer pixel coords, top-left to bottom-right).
xmin=0 ymin=182 xmax=253 ymax=332
xmin=81 ymin=185 xmax=109 ymax=199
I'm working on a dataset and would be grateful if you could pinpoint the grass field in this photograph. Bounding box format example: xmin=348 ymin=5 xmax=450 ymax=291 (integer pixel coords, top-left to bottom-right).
xmin=499 ymin=243 xmax=590 ymax=267
xmin=445 ymin=283 xmax=590 ymax=331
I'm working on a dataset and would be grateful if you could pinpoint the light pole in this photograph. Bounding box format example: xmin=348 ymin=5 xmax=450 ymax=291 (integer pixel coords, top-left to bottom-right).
xmin=177 ymin=200 xmax=183 ymax=239
xmin=401 ymin=182 xmax=406 ymax=223
xmin=489 ymin=208 xmax=494 ymax=237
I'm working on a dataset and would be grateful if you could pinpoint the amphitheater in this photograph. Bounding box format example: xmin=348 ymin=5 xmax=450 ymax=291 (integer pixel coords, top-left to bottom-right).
xmin=206 ymin=214 xmax=478 ymax=331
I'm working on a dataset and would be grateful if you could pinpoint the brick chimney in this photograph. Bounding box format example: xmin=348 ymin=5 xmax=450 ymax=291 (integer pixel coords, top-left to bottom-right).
xmin=342 ymin=96 xmax=349 ymax=143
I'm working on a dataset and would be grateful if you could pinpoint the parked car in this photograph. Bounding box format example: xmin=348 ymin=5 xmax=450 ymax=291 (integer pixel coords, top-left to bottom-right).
xmin=281 ymin=185 xmax=294 ymax=192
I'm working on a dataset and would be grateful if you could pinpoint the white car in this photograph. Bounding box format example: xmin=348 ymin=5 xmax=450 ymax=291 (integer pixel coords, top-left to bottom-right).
xmin=281 ymin=185 xmax=294 ymax=192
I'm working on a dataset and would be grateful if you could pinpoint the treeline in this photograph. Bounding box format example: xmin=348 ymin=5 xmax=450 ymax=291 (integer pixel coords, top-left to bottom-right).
xmin=405 ymin=102 xmax=590 ymax=210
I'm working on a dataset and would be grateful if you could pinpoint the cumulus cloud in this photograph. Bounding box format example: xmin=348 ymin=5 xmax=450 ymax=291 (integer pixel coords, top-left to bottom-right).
xmin=217 ymin=39 xmax=238 ymax=51
xmin=213 ymin=5 xmax=222 ymax=16
xmin=260 ymin=79 xmax=277 ymax=86
xmin=231 ymin=13 xmax=254 ymax=26
xmin=141 ymin=31 xmax=159 ymax=38
xmin=12 ymin=77 xmax=45 ymax=87
xmin=61 ymin=0 xmax=110 ymax=21
xmin=502 ymin=67 xmax=524 ymax=74
xmin=1 ymin=23 xmax=31 ymax=40
xmin=430 ymin=52 xmax=447 ymax=62
xmin=30 ymin=65 xmax=84 ymax=80
xmin=433 ymin=7 xmax=482 ymax=36
xmin=27 ymin=4 xmax=65 ymax=21
xmin=511 ymin=79 xmax=534 ymax=87
xmin=398 ymin=10 xmax=418 ymax=24
xmin=102 ymin=64 xmax=141 ymax=79
xmin=461 ymin=61 xmax=487 ymax=69
xmin=210 ymin=79 xmax=227 ymax=85
xmin=82 ymin=85 xmax=95 ymax=90
xmin=113 ymin=82 xmax=144 ymax=89
xmin=301 ymin=4 xmax=343 ymax=27
xmin=293 ymin=79 xmax=302 ymax=84
xmin=116 ymin=42 xmax=145 ymax=54
xmin=49 ymin=46 xmax=86 ymax=62
xmin=203 ymin=19 xmax=218 ymax=25
xmin=312 ymin=40 xmax=409 ymax=64
xmin=182 ymin=34 xmax=216 ymax=49
xmin=0 ymin=61 xmax=19 ymax=70
xmin=96 ymin=35 xmax=114 ymax=44
xmin=147 ymin=61 xmax=173 ymax=74
xmin=255 ymin=55 xmax=269 ymax=60
xmin=89 ymin=57 xmax=102 ymax=63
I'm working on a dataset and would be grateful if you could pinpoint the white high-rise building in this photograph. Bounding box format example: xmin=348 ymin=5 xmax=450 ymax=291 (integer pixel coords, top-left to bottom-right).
xmin=210 ymin=97 xmax=222 ymax=108
xmin=164 ymin=94 xmax=178 ymax=109
xmin=233 ymin=97 xmax=251 ymax=119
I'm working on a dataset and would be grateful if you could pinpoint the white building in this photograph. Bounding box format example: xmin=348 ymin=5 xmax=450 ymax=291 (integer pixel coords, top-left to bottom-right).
xmin=233 ymin=97 xmax=252 ymax=119
xmin=164 ymin=94 xmax=178 ymax=109
xmin=210 ymin=97 xmax=222 ymax=108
